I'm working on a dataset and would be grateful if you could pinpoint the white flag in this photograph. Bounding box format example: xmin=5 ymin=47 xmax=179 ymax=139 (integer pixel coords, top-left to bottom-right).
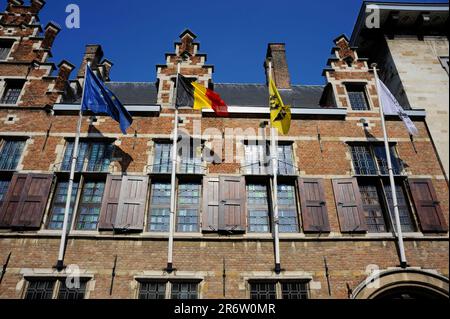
xmin=377 ymin=78 xmax=419 ymax=136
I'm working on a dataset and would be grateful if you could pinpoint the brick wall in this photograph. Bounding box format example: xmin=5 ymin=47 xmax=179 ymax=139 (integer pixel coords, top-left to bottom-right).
xmin=0 ymin=2 xmax=448 ymax=300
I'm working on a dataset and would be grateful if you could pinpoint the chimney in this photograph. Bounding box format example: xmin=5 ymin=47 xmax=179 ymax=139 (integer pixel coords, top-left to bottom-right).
xmin=265 ymin=43 xmax=291 ymax=90
xmin=54 ymin=60 xmax=75 ymax=91
xmin=77 ymin=45 xmax=104 ymax=79
xmin=98 ymin=59 xmax=114 ymax=81
xmin=6 ymin=0 xmax=23 ymax=10
xmin=42 ymin=22 xmax=61 ymax=50
xmin=30 ymin=0 xmax=46 ymax=13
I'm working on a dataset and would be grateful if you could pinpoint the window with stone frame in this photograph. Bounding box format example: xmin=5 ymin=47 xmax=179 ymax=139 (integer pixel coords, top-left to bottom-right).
xmin=0 ymin=80 xmax=24 ymax=105
xmin=24 ymin=278 xmax=88 ymax=300
xmin=357 ymin=177 xmax=416 ymax=233
xmin=176 ymin=182 xmax=201 ymax=232
xmin=47 ymin=179 xmax=79 ymax=230
xmin=350 ymin=144 xmax=403 ymax=176
xmin=249 ymin=280 xmax=309 ymax=300
xmin=359 ymin=181 xmax=388 ymax=233
xmin=247 ymin=183 xmax=271 ymax=233
xmin=74 ymin=180 xmax=105 ymax=231
xmin=152 ymin=142 xmax=172 ymax=174
xmin=278 ymin=183 xmax=300 ymax=233
xmin=0 ymin=39 xmax=14 ymax=61
xmin=171 ymin=281 xmax=199 ymax=299
xmin=244 ymin=142 xmax=295 ymax=176
xmin=0 ymin=139 xmax=25 ymax=171
xmin=137 ymin=280 xmax=199 ymax=300
xmin=138 ymin=281 xmax=166 ymax=300
xmin=148 ymin=182 xmax=171 ymax=232
xmin=383 ymin=182 xmax=416 ymax=233
xmin=346 ymin=84 xmax=370 ymax=111
xmin=179 ymin=138 xmax=204 ymax=174
xmin=61 ymin=140 xmax=114 ymax=172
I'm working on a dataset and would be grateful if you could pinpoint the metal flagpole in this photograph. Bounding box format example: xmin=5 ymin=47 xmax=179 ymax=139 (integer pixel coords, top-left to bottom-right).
xmin=372 ymin=64 xmax=408 ymax=268
xmin=268 ymin=60 xmax=282 ymax=274
xmin=167 ymin=61 xmax=181 ymax=273
xmin=55 ymin=62 xmax=90 ymax=270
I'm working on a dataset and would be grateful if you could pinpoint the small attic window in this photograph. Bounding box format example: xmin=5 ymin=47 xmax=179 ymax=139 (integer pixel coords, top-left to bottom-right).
xmin=0 ymin=39 xmax=14 ymax=61
xmin=344 ymin=56 xmax=354 ymax=67
xmin=346 ymin=84 xmax=369 ymax=111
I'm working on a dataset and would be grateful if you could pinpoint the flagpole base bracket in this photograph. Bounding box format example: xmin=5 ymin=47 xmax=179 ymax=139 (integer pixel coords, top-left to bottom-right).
xmin=274 ymin=263 xmax=283 ymax=275
xmin=399 ymin=262 xmax=409 ymax=269
xmin=53 ymin=260 xmax=66 ymax=272
xmin=165 ymin=263 xmax=176 ymax=274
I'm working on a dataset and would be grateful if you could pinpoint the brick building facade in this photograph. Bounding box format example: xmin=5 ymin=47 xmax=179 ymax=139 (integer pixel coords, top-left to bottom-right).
xmin=0 ymin=0 xmax=448 ymax=299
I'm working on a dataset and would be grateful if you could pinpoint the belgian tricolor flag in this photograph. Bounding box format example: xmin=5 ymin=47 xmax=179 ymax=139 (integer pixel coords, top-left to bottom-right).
xmin=176 ymin=74 xmax=229 ymax=116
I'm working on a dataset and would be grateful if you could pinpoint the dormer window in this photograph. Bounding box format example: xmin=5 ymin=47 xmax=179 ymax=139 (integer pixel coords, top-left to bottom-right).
xmin=1 ymin=80 xmax=24 ymax=105
xmin=0 ymin=39 xmax=14 ymax=61
xmin=346 ymin=84 xmax=369 ymax=111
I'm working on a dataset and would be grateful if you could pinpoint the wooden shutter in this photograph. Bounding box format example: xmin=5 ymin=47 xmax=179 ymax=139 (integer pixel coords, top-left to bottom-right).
xmin=409 ymin=179 xmax=447 ymax=233
xmin=98 ymin=175 xmax=122 ymax=230
xmin=332 ymin=178 xmax=367 ymax=233
xmin=8 ymin=174 xmax=53 ymax=229
xmin=219 ymin=176 xmax=246 ymax=232
xmin=0 ymin=174 xmax=27 ymax=228
xmin=298 ymin=178 xmax=330 ymax=233
xmin=115 ymin=175 xmax=149 ymax=231
xmin=202 ymin=177 xmax=219 ymax=232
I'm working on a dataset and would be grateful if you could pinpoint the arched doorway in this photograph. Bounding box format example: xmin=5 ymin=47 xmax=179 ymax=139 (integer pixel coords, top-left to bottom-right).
xmin=352 ymin=269 xmax=449 ymax=299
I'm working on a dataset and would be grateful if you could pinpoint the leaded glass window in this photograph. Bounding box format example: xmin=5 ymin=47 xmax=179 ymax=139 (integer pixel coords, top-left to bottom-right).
xmin=351 ymin=145 xmax=402 ymax=176
xmin=75 ymin=181 xmax=105 ymax=230
xmin=0 ymin=179 xmax=9 ymax=207
xmin=281 ymin=282 xmax=309 ymax=299
xmin=179 ymin=140 xmax=203 ymax=174
xmin=47 ymin=181 xmax=79 ymax=230
xmin=148 ymin=183 xmax=171 ymax=232
xmin=0 ymin=40 xmax=13 ymax=61
xmin=351 ymin=145 xmax=377 ymax=175
xmin=384 ymin=183 xmax=415 ymax=232
xmin=250 ymin=282 xmax=277 ymax=300
xmin=244 ymin=143 xmax=295 ymax=175
xmin=0 ymin=139 xmax=25 ymax=170
xmin=177 ymin=183 xmax=201 ymax=232
xmin=374 ymin=146 xmax=402 ymax=175
xmin=61 ymin=141 xmax=113 ymax=172
xmin=247 ymin=184 xmax=270 ymax=233
xmin=347 ymin=85 xmax=369 ymax=111
xmin=277 ymin=144 xmax=295 ymax=175
xmin=138 ymin=281 xmax=166 ymax=300
xmin=0 ymin=80 xmax=24 ymax=105
xmin=25 ymin=280 xmax=56 ymax=300
xmin=57 ymin=281 xmax=87 ymax=300
xmin=278 ymin=184 xmax=299 ymax=233
xmin=244 ymin=143 xmax=268 ymax=175
xmin=171 ymin=282 xmax=198 ymax=299
xmin=153 ymin=143 xmax=172 ymax=173
xmin=359 ymin=182 xmax=387 ymax=232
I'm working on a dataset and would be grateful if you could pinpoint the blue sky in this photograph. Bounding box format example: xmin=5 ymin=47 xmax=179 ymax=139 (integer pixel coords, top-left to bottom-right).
xmin=34 ymin=0 xmax=447 ymax=85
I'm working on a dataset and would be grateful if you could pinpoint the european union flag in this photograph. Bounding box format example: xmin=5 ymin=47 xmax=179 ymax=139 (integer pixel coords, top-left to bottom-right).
xmin=82 ymin=66 xmax=133 ymax=134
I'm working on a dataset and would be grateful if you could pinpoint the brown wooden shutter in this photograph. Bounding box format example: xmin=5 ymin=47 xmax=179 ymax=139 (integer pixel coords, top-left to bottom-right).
xmin=9 ymin=174 xmax=53 ymax=229
xmin=219 ymin=176 xmax=246 ymax=232
xmin=298 ymin=178 xmax=330 ymax=233
xmin=98 ymin=175 xmax=122 ymax=230
xmin=202 ymin=177 xmax=219 ymax=232
xmin=409 ymin=179 xmax=447 ymax=233
xmin=0 ymin=174 xmax=28 ymax=228
xmin=332 ymin=178 xmax=367 ymax=233
xmin=115 ymin=175 xmax=149 ymax=231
